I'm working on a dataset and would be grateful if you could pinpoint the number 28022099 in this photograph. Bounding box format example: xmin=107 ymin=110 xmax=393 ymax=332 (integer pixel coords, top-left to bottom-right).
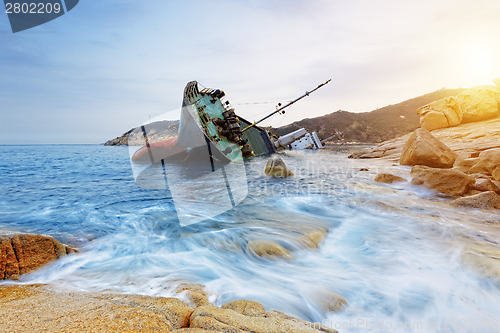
xmin=5 ymin=2 xmax=62 ymax=14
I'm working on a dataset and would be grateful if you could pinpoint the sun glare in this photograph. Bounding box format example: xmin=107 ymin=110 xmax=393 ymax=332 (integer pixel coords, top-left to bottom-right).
xmin=460 ymin=44 xmax=499 ymax=87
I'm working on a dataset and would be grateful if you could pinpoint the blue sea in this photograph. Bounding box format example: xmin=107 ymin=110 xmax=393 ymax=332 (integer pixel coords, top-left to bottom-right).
xmin=1 ymin=145 xmax=499 ymax=333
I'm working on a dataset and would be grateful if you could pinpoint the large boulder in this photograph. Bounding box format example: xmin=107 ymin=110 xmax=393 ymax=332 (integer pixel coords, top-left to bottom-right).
xmin=400 ymin=128 xmax=457 ymax=168
xmin=417 ymin=97 xmax=463 ymax=131
xmin=451 ymin=191 xmax=500 ymax=209
xmin=410 ymin=165 xmax=475 ymax=196
xmin=455 ymin=88 xmax=500 ymax=124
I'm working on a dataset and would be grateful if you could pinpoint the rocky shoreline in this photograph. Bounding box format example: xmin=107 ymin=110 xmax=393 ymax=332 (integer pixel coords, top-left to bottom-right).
xmin=0 ymin=229 xmax=346 ymax=332
xmin=0 ymin=284 xmax=341 ymax=332
xmin=3 ymin=84 xmax=500 ymax=332
xmin=0 ymin=233 xmax=77 ymax=281
xmin=351 ymin=85 xmax=500 ymax=210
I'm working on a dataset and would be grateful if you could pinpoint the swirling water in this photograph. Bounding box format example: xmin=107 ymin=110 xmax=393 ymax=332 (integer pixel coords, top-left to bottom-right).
xmin=1 ymin=145 xmax=499 ymax=332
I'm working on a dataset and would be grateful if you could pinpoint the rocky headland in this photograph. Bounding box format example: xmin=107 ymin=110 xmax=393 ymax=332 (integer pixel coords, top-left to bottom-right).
xmin=350 ymin=83 xmax=500 ymax=210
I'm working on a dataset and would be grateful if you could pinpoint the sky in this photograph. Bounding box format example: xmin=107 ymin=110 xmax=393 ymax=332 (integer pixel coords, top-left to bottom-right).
xmin=1 ymin=0 xmax=500 ymax=144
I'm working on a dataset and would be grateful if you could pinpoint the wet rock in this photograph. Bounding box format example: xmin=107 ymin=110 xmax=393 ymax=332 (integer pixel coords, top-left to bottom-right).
xmin=0 ymin=285 xmax=193 ymax=332
xmin=175 ymin=283 xmax=211 ymax=308
xmin=221 ymin=299 xmax=266 ymax=317
xmin=450 ymin=191 xmax=500 ymax=209
xmin=473 ymin=178 xmax=500 ymax=193
xmin=417 ymin=96 xmax=463 ymax=131
xmin=0 ymin=236 xmax=19 ymax=280
xmin=359 ymin=168 xmax=369 ymax=171
xmin=462 ymin=245 xmax=500 ymax=282
xmin=301 ymin=229 xmax=328 ymax=249
xmin=246 ymin=240 xmax=292 ymax=260
xmin=0 ymin=233 xmax=77 ymax=280
xmin=10 ymin=234 xmax=75 ymax=276
xmin=374 ymin=173 xmax=406 ymax=184
xmin=410 ymin=165 xmax=475 ymax=196
xmin=400 ymin=128 xmax=457 ymax=168
xmin=264 ymin=157 xmax=293 ymax=178
xmin=190 ymin=304 xmax=338 ymax=333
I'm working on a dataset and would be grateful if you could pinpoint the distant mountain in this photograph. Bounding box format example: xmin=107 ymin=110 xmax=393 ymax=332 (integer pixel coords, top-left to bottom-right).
xmin=272 ymin=89 xmax=465 ymax=143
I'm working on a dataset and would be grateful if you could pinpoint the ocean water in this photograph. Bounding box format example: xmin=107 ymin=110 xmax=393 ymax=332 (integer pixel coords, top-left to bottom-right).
xmin=1 ymin=145 xmax=500 ymax=333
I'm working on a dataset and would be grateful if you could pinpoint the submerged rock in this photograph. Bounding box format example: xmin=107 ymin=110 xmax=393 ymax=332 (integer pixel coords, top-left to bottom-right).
xmin=313 ymin=290 xmax=348 ymax=313
xmin=410 ymin=165 xmax=475 ymax=196
xmin=0 ymin=233 xmax=77 ymax=280
xmin=400 ymin=128 xmax=457 ymax=168
xmin=301 ymin=229 xmax=328 ymax=249
xmin=264 ymin=157 xmax=293 ymax=178
xmin=451 ymin=191 xmax=500 ymax=209
xmin=374 ymin=173 xmax=406 ymax=184
xmin=246 ymin=240 xmax=292 ymax=260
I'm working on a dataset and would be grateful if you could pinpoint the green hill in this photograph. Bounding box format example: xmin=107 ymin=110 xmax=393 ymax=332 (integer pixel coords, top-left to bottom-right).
xmin=273 ymin=88 xmax=465 ymax=143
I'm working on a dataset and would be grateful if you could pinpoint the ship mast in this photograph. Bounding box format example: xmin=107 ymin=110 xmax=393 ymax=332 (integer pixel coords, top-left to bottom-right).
xmin=241 ymin=79 xmax=332 ymax=133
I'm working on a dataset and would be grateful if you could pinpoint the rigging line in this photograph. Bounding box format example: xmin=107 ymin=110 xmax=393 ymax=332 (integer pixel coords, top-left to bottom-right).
xmin=233 ymin=100 xmax=292 ymax=106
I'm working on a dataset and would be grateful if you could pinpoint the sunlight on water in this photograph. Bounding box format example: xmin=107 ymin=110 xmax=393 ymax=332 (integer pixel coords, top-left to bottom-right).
xmin=1 ymin=145 xmax=499 ymax=333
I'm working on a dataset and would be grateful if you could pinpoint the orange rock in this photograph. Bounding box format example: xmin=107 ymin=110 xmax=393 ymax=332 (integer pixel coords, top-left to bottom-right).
xmin=453 ymin=157 xmax=479 ymax=173
xmin=473 ymin=178 xmax=500 ymax=193
xmin=400 ymin=128 xmax=457 ymax=168
xmin=410 ymin=165 xmax=475 ymax=196
xmin=221 ymin=299 xmax=266 ymax=317
xmin=451 ymin=191 xmax=500 ymax=209
xmin=493 ymin=167 xmax=500 ymax=181
xmin=0 ymin=236 xmax=19 ymax=280
xmin=417 ymin=96 xmax=462 ymax=131
xmin=374 ymin=173 xmax=406 ymax=184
